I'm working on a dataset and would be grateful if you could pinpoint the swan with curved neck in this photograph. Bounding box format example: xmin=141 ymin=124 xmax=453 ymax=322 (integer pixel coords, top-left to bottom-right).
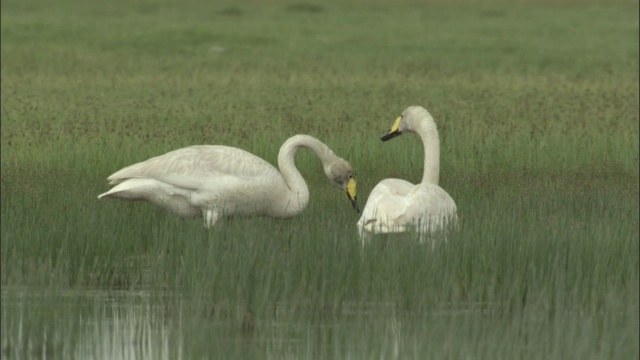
xmin=357 ymin=106 xmax=457 ymax=239
xmin=99 ymin=134 xmax=359 ymax=228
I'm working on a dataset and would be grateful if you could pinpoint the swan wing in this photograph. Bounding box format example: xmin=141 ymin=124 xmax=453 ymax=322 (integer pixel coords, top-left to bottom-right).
xmin=106 ymin=145 xmax=281 ymax=189
xmin=358 ymin=181 xmax=456 ymax=233
xmin=393 ymin=184 xmax=457 ymax=228
xmin=358 ymin=179 xmax=414 ymax=229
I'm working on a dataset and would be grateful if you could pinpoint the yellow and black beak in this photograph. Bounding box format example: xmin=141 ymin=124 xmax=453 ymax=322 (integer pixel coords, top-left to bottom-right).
xmin=381 ymin=116 xmax=403 ymax=141
xmin=346 ymin=178 xmax=359 ymax=213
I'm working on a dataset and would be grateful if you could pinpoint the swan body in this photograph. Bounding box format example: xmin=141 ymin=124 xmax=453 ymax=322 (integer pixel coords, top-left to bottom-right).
xmin=99 ymin=135 xmax=359 ymax=228
xmin=357 ymin=106 xmax=457 ymax=239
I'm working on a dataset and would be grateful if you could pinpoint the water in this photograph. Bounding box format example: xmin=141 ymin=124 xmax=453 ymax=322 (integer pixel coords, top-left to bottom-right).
xmin=2 ymin=288 xmax=182 ymax=359
xmin=1 ymin=287 xmax=484 ymax=359
xmin=2 ymin=287 xmax=636 ymax=359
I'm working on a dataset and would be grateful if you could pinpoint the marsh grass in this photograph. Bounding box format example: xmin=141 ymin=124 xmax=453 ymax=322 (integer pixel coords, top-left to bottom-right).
xmin=2 ymin=0 xmax=639 ymax=358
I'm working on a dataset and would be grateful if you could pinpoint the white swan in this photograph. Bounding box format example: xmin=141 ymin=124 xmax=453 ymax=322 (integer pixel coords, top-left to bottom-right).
xmin=98 ymin=134 xmax=359 ymax=228
xmin=357 ymin=106 xmax=457 ymax=239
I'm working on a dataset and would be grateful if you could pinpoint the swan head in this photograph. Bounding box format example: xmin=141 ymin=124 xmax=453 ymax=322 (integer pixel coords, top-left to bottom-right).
xmin=381 ymin=106 xmax=435 ymax=141
xmin=325 ymin=159 xmax=359 ymax=213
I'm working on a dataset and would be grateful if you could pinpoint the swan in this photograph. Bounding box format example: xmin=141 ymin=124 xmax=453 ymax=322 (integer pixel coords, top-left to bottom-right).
xmin=98 ymin=134 xmax=359 ymax=228
xmin=357 ymin=106 xmax=457 ymax=240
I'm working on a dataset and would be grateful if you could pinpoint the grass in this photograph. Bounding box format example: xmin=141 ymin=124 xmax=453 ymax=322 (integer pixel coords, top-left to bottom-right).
xmin=1 ymin=0 xmax=639 ymax=358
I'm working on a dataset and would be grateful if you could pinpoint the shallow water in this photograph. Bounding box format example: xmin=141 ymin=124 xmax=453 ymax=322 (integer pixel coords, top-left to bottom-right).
xmin=1 ymin=287 xmax=501 ymax=359
xmin=2 ymin=288 xmax=182 ymax=359
xmin=2 ymin=286 xmax=636 ymax=359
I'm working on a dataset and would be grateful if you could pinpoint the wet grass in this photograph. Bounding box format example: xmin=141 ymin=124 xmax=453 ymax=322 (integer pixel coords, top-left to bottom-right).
xmin=1 ymin=0 xmax=639 ymax=358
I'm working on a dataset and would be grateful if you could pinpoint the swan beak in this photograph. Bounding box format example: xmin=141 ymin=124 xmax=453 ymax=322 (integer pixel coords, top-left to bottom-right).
xmin=381 ymin=116 xmax=403 ymax=141
xmin=346 ymin=178 xmax=360 ymax=213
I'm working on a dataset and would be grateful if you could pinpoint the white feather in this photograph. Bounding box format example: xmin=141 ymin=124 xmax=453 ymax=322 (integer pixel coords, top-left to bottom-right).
xmin=99 ymin=135 xmax=358 ymax=228
xmin=357 ymin=106 xmax=458 ymax=241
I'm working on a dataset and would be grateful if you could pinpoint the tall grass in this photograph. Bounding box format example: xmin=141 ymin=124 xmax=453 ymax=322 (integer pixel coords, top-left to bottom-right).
xmin=2 ymin=0 xmax=638 ymax=358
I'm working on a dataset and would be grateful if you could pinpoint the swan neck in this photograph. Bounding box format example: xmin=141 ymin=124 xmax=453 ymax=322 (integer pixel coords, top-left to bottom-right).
xmin=415 ymin=124 xmax=440 ymax=185
xmin=277 ymin=135 xmax=337 ymax=208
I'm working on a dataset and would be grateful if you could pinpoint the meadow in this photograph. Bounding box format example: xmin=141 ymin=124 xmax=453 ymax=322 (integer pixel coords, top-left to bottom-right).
xmin=1 ymin=0 xmax=638 ymax=358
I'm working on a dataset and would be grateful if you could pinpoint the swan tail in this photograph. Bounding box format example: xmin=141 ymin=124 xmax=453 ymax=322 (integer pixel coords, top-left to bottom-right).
xmin=97 ymin=178 xmax=162 ymax=201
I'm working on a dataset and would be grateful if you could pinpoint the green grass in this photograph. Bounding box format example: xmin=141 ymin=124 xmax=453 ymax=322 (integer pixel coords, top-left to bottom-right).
xmin=1 ymin=0 xmax=638 ymax=358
